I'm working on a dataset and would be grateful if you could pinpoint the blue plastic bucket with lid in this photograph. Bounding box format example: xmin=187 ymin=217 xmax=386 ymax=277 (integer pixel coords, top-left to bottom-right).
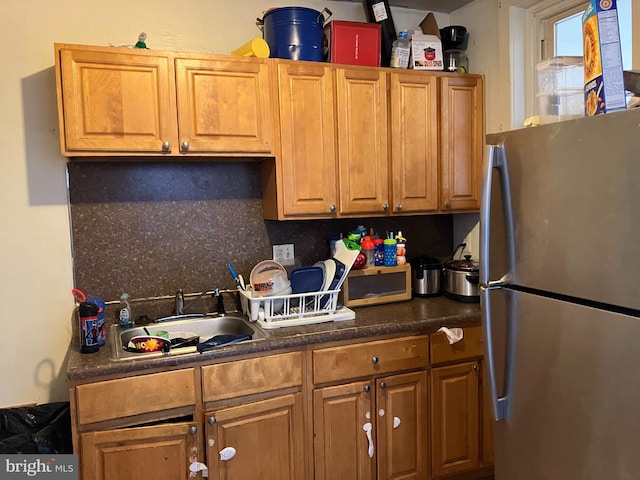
xmin=258 ymin=7 xmax=332 ymax=61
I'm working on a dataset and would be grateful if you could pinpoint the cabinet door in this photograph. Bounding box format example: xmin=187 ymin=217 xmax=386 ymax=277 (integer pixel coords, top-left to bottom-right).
xmin=376 ymin=371 xmax=429 ymax=480
xmin=314 ymin=381 xmax=375 ymax=480
xmin=80 ymin=422 xmax=202 ymax=480
xmin=336 ymin=68 xmax=389 ymax=216
xmin=481 ymin=361 xmax=495 ymax=466
xmin=57 ymin=47 xmax=176 ymax=155
xmin=430 ymin=361 xmax=481 ymax=478
xmin=205 ymin=394 xmax=305 ymax=480
xmin=277 ymin=62 xmax=338 ymax=216
xmin=439 ymin=75 xmax=484 ymax=211
xmin=389 ymin=72 xmax=439 ymax=214
xmin=175 ymin=56 xmax=274 ymax=155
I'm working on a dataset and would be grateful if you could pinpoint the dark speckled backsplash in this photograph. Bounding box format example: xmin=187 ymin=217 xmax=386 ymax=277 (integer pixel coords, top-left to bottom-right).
xmin=68 ymin=161 xmax=453 ymax=306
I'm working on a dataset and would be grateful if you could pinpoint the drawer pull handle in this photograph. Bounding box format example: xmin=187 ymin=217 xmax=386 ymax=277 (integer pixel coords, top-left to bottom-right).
xmin=189 ymin=426 xmax=198 ymax=435
xmin=208 ymin=417 xmax=217 ymax=425
xmin=372 ymin=356 xmax=379 ymax=364
xmin=364 ymin=384 xmax=371 ymax=393
xmin=380 ymin=382 xmax=387 ymax=389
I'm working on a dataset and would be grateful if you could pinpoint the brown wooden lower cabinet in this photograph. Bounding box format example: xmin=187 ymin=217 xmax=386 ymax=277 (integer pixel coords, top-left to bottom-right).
xmin=431 ymin=361 xmax=481 ymax=478
xmin=313 ymin=380 xmax=374 ymax=480
xmin=482 ymin=365 xmax=495 ymax=467
xmin=80 ymin=422 xmax=202 ymax=480
xmin=204 ymin=393 xmax=305 ymax=480
xmin=73 ymin=331 xmax=493 ymax=480
xmin=314 ymin=370 xmax=429 ymax=480
xmin=376 ymin=371 xmax=429 ymax=480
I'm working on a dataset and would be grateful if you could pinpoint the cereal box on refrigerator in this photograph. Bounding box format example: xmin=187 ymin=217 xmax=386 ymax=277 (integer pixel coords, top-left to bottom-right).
xmin=582 ymin=0 xmax=626 ymax=116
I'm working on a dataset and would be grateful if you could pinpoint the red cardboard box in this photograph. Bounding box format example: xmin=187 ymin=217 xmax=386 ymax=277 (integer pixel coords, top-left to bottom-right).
xmin=323 ymin=21 xmax=381 ymax=67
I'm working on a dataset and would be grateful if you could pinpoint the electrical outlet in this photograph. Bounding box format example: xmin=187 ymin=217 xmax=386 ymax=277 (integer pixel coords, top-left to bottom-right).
xmin=273 ymin=244 xmax=295 ymax=265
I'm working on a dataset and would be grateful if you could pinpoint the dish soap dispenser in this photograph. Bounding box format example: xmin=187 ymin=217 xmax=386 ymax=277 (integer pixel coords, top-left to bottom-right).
xmin=119 ymin=293 xmax=134 ymax=328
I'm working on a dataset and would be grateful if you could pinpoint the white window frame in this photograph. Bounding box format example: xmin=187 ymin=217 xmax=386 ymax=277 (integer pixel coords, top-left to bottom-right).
xmin=509 ymin=0 xmax=587 ymax=127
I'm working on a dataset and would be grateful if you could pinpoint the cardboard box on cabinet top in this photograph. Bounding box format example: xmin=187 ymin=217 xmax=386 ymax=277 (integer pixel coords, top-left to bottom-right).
xmin=411 ymin=12 xmax=443 ymax=70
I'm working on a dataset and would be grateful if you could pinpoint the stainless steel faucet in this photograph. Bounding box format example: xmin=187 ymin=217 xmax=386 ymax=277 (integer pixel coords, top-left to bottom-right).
xmin=214 ymin=288 xmax=226 ymax=316
xmin=175 ymin=289 xmax=185 ymax=316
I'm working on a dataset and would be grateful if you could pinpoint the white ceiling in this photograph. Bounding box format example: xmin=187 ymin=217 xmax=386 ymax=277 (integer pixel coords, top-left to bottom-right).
xmin=339 ymin=0 xmax=473 ymax=13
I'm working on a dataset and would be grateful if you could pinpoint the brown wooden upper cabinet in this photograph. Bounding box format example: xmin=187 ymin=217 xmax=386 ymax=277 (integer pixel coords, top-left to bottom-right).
xmin=336 ymin=67 xmax=389 ymax=216
xmin=55 ymin=44 xmax=484 ymax=216
xmin=274 ymin=61 xmax=339 ymax=217
xmin=440 ymin=75 xmax=484 ymax=211
xmin=389 ymin=71 xmax=440 ymax=214
xmin=54 ymin=43 xmax=275 ymax=157
xmin=264 ymin=64 xmax=484 ymax=219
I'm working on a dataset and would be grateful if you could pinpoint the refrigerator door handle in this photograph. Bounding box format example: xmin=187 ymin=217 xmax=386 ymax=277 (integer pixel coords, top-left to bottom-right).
xmin=480 ymin=144 xmax=515 ymax=285
xmin=480 ymin=144 xmax=515 ymax=422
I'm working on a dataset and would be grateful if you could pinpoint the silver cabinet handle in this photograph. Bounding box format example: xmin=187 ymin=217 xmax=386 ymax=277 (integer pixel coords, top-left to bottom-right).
xmin=364 ymin=384 xmax=371 ymax=393
xmin=396 ymin=204 xmax=403 ymax=211
xmin=380 ymin=382 xmax=387 ymax=389
xmin=208 ymin=417 xmax=216 ymax=425
xmin=181 ymin=141 xmax=190 ymax=151
xmin=372 ymin=356 xmax=379 ymax=364
xmin=383 ymin=203 xmax=389 ymax=211
xmin=162 ymin=141 xmax=171 ymax=151
xmin=189 ymin=426 xmax=198 ymax=435
xmin=330 ymin=204 xmax=336 ymax=213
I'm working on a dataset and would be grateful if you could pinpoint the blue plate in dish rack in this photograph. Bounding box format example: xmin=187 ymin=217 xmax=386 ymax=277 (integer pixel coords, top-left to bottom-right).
xmin=290 ymin=266 xmax=325 ymax=307
xmin=291 ymin=266 xmax=324 ymax=294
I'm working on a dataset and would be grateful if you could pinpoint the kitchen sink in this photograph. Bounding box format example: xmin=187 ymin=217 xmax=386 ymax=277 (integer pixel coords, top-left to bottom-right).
xmin=109 ymin=313 xmax=266 ymax=361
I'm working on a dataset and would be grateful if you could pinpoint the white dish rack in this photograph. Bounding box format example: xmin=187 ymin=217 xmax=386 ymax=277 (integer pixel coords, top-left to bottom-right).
xmin=239 ymin=288 xmax=355 ymax=329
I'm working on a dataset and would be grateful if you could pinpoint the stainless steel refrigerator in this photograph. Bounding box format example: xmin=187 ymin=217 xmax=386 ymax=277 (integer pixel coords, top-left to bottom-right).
xmin=481 ymin=108 xmax=640 ymax=480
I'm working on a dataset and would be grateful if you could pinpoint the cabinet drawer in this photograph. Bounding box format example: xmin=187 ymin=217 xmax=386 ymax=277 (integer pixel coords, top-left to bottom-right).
xmin=313 ymin=336 xmax=428 ymax=384
xmin=430 ymin=325 xmax=483 ymax=365
xmin=202 ymin=352 xmax=302 ymax=403
xmin=75 ymin=369 xmax=196 ymax=425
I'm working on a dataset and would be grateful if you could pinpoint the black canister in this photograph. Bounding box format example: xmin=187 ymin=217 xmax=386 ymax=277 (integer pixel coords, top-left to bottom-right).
xmin=79 ymin=302 xmax=100 ymax=354
xmin=410 ymin=256 xmax=443 ymax=297
xmin=363 ymin=0 xmax=397 ymax=67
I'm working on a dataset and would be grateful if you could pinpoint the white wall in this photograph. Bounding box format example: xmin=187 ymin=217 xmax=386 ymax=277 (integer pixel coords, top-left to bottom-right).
xmin=448 ymin=0 xmax=500 ymax=259
xmin=0 ymin=0 xmax=446 ymax=408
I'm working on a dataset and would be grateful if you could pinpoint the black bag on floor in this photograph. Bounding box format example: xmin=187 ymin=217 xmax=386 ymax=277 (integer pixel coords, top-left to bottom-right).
xmin=0 ymin=402 xmax=72 ymax=454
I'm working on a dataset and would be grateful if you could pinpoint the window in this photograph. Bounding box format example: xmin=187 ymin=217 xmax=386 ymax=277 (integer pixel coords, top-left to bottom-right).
xmin=506 ymin=0 xmax=633 ymax=128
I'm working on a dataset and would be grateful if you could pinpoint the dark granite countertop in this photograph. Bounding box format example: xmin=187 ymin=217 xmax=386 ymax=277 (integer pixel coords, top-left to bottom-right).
xmin=67 ymin=296 xmax=480 ymax=381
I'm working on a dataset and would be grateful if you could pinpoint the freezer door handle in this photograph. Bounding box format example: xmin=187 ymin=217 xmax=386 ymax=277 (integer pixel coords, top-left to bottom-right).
xmin=481 ymin=285 xmax=509 ymax=421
